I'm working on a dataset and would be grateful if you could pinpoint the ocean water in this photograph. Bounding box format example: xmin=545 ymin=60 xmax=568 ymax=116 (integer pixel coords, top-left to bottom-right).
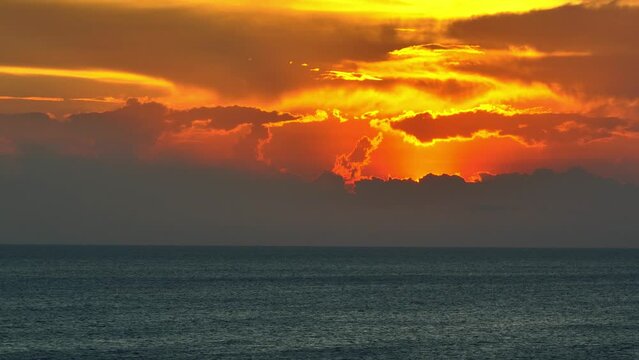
xmin=1 ymin=246 xmax=638 ymax=359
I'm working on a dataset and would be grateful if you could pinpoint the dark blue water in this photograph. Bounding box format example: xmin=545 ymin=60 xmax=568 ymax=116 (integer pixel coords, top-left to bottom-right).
xmin=1 ymin=246 xmax=638 ymax=359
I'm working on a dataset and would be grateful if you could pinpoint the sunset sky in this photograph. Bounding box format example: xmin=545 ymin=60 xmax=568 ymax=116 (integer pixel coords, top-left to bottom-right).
xmin=2 ymin=0 xmax=639 ymax=185
xmin=1 ymin=0 xmax=639 ymax=247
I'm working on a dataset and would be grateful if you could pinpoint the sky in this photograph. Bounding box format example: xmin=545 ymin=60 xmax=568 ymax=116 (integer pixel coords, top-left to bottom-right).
xmin=1 ymin=0 xmax=639 ymax=246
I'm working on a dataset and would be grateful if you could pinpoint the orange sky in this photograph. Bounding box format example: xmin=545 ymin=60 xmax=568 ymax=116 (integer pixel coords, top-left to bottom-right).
xmin=1 ymin=0 xmax=639 ymax=183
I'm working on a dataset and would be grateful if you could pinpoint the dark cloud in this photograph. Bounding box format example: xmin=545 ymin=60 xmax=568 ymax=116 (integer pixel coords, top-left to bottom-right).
xmin=447 ymin=4 xmax=639 ymax=98
xmin=0 ymin=100 xmax=297 ymax=161
xmin=448 ymin=4 xmax=639 ymax=53
xmin=169 ymin=106 xmax=297 ymax=130
xmin=67 ymin=99 xmax=169 ymax=156
xmin=0 ymin=153 xmax=637 ymax=247
xmin=392 ymin=110 xmax=635 ymax=145
xmin=453 ymin=54 xmax=639 ymax=99
xmin=0 ymin=112 xmax=72 ymax=153
xmin=0 ymin=0 xmax=416 ymax=98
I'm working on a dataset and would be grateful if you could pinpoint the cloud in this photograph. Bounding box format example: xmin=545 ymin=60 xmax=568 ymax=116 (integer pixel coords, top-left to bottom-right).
xmin=1 ymin=153 xmax=637 ymax=247
xmin=0 ymin=99 xmax=299 ymax=165
xmin=0 ymin=0 xmax=413 ymax=100
xmin=3 ymin=100 xmax=639 ymax=183
xmin=169 ymin=106 xmax=297 ymax=130
xmin=447 ymin=3 xmax=639 ymax=99
xmin=66 ymin=99 xmax=170 ymax=157
xmin=390 ymin=110 xmax=636 ymax=146
xmin=263 ymin=113 xmax=377 ymax=178
xmin=333 ymin=133 xmax=383 ymax=183
xmin=0 ymin=68 xmax=171 ymax=116
xmin=0 ymin=100 xmax=377 ymax=177
xmin=0 ymin=112 xmax=75 ymax=154
xmin=448 ymin=3 xmax=639 ymax=53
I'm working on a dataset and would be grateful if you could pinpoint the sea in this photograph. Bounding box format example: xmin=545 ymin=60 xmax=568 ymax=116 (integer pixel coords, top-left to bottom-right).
xmin=1 ymin=246 xmax=638 ymax=359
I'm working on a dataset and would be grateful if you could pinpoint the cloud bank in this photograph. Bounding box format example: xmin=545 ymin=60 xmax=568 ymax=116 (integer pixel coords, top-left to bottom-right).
xmin=0 ymin=153 xmax=637 ymax=247
xmin=2 ymin=100 xmax=639 ymax=182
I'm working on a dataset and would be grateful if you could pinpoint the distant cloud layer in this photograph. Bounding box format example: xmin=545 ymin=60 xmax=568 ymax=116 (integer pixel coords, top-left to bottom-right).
xmin=1 ymin=153 xmax=637 ymax=247
xmin=2 ymin=101 xmax=639 ymax=182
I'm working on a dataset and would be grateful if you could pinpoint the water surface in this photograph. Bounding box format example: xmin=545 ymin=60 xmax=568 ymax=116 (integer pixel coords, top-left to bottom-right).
xmin=1 ymin=246 xmax=638 ymax=359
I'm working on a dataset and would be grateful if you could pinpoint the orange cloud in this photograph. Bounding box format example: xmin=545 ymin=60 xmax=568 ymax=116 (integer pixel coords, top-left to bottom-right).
xmin=333 ymin=133 xmax=383 ymax=184
xmin=390 ymin=110 xmax=633 ymax=146
xmin=2 ymin=100 xmax=639 ymax=184
xmin=447 ymin=4 xmax=639 ymax=99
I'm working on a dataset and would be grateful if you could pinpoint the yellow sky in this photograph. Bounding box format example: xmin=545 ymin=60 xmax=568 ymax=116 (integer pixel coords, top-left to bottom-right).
xmin=51 ymin=0 xmax=580 ymax=18
xmin=282 ymin=0 xmax=580 ymax=18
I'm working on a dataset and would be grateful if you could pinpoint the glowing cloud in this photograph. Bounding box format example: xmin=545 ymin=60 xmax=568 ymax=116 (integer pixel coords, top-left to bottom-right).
xmin=0 ymin=66 xmax=174 ymax=89
xmin=333 ymin=133 xmax=384 ymax=183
